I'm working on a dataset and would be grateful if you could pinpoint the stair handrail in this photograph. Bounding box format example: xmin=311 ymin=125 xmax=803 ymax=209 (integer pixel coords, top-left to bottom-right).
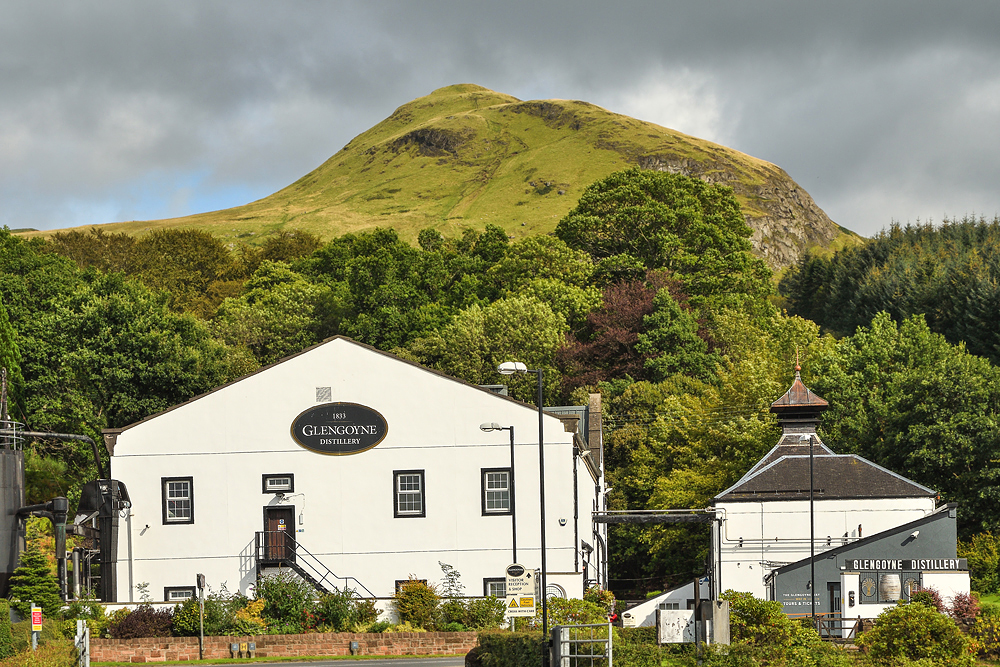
xmin=255 ymin=531 xmax=374 ymax=597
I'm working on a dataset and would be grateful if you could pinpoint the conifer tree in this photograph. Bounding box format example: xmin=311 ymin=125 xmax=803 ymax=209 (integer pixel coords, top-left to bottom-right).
xmin=8 ymin=542 xmax=62 ymax=618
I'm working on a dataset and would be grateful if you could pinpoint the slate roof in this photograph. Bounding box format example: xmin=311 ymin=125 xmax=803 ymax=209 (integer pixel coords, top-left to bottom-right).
xmin=716 ymin=453 xmax=936 ymax=502
xmin=770 ymin=371 xmax=829 ymax=412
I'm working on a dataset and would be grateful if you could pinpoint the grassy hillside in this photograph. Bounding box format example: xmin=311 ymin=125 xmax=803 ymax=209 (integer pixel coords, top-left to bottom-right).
xmin=19 ymin=84 xmax=859 ymax=268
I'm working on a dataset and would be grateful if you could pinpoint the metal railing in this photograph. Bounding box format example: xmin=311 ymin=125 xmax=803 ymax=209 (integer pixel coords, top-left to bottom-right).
xmin=254 ymin=531 xmax=374 ymax=597
xmin=789 ymin=612 xmax=863 ymax=640
xmin=551 ymin=622 xmax=612 ymax=667
xmin=0 ymin=419 xmax=24 ymax=450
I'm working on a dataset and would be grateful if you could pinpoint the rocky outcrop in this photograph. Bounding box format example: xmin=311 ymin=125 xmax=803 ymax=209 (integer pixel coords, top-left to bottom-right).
xmin=634 ymin=154 xmax=844 ymax=269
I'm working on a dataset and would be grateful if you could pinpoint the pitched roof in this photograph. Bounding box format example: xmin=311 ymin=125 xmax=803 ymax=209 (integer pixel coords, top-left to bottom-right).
xmin=770 ymin=371 xmax=829 ymax=411
xmin=102 ymin=335 xmax=544 ymax=438
xmin=715 ymin=452 xmax=936 ymax=502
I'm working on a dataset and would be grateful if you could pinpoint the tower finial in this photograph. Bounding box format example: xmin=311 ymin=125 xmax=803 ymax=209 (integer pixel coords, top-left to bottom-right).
xmin=795 ymin=348 xmax=801 ymax=374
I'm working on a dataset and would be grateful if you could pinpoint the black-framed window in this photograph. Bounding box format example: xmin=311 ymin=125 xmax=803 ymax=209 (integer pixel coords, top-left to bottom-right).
xmin=484 ymin=578 xmax=506 ymax=597
xmin=262 ymin=474 xmax=294 ymax=494
xmin=395 ymin=578 xmax=429 ymax=593
xmin=161 ymin=477 xmax=194 ymax=524
xmin=164 ymin=586 xmax=196 ymax=602
xmin=481 ymin=468 xmax=512 ymax=516
xmin=394 ymin=470 xmax=425 ymax=518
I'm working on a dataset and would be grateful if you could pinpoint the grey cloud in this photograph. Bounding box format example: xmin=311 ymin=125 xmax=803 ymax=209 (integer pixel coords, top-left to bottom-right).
xmin=2 ymin=1 xmax=999 ymax=234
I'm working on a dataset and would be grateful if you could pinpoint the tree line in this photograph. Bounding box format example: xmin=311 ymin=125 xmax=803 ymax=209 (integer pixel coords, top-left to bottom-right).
xmin=3 ymin=169 xmax=1000 ymax=599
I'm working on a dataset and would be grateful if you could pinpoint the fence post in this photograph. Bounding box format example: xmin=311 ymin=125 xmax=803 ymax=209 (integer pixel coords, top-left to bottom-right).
xmin=75 ymin=619 xmax=90 ymax=667
xmin=608 ymin=619 xmax=613 ymax=667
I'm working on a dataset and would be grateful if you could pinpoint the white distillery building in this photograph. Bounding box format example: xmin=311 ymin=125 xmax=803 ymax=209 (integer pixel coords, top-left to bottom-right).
xmin=710 ymin=370 xmax=968 ymax=621
xmin=102 ymin=337 xmax=606 ymax=604
xmin=625 ymin=370 xmax=968 ymax=629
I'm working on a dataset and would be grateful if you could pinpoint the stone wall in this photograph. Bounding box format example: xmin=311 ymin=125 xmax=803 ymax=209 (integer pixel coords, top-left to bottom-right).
xmin=90 ymin=631 xmax=478 ymax=662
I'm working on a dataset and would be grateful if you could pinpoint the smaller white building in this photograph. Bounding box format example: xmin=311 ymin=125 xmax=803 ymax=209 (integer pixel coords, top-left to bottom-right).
xmin=103 ymin=337 xmax=606 ymax=603
xmin=709 ymin=370 xmax=968 ymax=622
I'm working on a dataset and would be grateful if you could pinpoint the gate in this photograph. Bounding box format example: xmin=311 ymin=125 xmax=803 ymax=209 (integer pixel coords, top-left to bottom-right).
xmin=551 ymin=622 xmax=612 ymax=667
xmin=74 ymin=620 xmax=90 ymax=667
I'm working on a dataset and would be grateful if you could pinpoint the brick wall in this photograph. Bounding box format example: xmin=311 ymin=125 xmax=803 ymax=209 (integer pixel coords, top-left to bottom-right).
xmin=91 ymin=632 xmax=477 ymax=663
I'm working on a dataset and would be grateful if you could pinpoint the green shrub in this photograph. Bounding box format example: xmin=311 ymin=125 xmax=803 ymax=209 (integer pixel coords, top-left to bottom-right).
xmin=969 ymin=604 xmax=1000 ymax=660
xmin=231 ymin=598 xmax=267 ymax=636
xmin=0 ymin=643 xmax=75 ymax=667
xmin=720 ymin=589 xmax=797 ymax=647
xmin=364 ymin=619 xmax=393 ymax=633
xmin=476 ymin=629 xmax=545 ymax=667
xmin=171 ymin=598 xmax=200 ymax=637
xmin=616 ymin=626 xmax=658 ymax=645
xmin=308 ymin=589 xmax=380 ymax=632
xmin=440 ymin=599 xmax=467 ymax=628
xmin=253 ymin=571 xmax=316 ymax=634
xmin=393 ymin=578 xmax=440 ymax=630
xmin=10 ymin=620 xmax=71 ymax=654
xmin=856 ymin=602 xmax=972 ymax=667
xmin=59 ymin=596 xmax=109 ymax=639
xmin=172 ymin=587 xmax=251 ymax=636
xmin=465 ymin=597 xmax=507 ymax=630
xmin=959 ymin=532 xmax=1000 ymax=595
xmin=911 ymin=587 xmax=945 ymax=613
xmin=613 ymin=642 xmax=664 ymax=667
xmin=546 ymin=597 xmax=606 ymax=625
xmin=0 ymin=601 xmax=14 ymax=659
xmin=583 ymin=587 xmax=616 ymax=616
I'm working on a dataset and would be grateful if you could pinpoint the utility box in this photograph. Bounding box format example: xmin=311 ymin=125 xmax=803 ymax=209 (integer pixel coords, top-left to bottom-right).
xmin=703 ymin=600 xmax=730 ymax=645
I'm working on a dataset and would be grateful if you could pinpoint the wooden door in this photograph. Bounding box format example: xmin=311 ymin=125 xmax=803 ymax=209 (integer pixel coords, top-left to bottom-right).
xmin=264 ymin=506 xmax=295 ymax=562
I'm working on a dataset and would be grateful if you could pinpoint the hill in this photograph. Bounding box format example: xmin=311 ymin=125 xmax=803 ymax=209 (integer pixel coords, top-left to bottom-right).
xmin=20 ymin=84 xmax=858 ymax=268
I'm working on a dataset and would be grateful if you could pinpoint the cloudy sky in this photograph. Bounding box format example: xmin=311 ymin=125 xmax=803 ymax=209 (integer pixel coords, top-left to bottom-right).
xmin=3 ymin=1 xmax=999 ymax=238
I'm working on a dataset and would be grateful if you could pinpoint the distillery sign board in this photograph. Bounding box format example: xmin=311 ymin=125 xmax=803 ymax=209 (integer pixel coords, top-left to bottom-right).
xmin=291 ymin=402 xmax=388 ymax=455
xmin=844 ymin=558 xmax=967 ymax=571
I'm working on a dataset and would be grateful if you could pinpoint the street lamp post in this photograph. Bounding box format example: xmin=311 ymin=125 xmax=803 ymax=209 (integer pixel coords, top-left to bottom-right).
xmin=480 ymin=422 xmax=517 ymax=562
xmin=497 ymin=361 xmax=548 ymax=656
xmin=801 ymin=433 xmax=816 ymax=625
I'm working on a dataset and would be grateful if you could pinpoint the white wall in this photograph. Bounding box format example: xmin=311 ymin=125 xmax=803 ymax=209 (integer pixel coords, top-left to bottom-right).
xmin=621 ymin=579 xmax=711 ymax=628
xmin=714 ymin=497 xmax=934 ymax=599
xmin=924 ymin=572 xmax=972 ymax=608
xmin=111 ymin=339 xmax=602 ymax=602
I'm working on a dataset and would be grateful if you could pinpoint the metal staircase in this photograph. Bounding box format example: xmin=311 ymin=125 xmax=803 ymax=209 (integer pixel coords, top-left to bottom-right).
xmin=254 ymin=531 xmax=374 ymax=597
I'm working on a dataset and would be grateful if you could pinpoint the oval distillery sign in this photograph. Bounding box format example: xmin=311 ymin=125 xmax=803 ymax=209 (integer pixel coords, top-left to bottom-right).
xmin=290 ymin=402 xmax=388 ymax=455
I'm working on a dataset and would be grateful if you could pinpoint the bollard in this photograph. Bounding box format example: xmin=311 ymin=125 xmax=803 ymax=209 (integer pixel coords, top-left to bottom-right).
xmin=350 ymin=641 xmax=359 ymax=656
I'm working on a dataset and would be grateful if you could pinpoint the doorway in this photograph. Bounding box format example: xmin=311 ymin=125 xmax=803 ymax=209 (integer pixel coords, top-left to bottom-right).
xmin=263 ymin=506 xmax=296 ymax=562
xmin=826 ymin=582 xmax=842 ymax=637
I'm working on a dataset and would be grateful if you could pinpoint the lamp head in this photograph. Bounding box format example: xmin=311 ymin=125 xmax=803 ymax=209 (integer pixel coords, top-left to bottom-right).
xmin=497 ymin=361 xmax=528 ymax=375
xmin=480 ymin=422 xmax=502 ymax=432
